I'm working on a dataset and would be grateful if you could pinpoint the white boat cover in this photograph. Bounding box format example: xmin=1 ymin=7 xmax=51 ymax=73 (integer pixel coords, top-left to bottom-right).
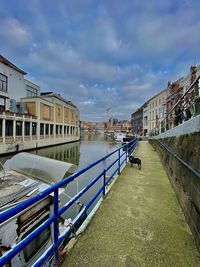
xmin=4 ymin=152 xmax=77 ymax=185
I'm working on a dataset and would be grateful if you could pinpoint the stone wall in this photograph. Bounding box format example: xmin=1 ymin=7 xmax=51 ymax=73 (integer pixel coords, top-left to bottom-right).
xmin=149 ymin=132 xmax=200 ymax=250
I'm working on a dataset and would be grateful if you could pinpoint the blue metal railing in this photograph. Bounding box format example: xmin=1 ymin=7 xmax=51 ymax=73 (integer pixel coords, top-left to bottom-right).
xmin=0 ymin=138 xmax=138 ymax=266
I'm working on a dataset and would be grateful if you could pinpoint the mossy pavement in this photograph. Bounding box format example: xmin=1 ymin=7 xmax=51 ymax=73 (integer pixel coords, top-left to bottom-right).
xmin=62 ymin=141 xmax=200 ymax=267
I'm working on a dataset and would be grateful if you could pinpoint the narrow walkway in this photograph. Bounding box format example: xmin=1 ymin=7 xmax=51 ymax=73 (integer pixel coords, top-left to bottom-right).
xmin=62 ymin=141 xmax=200 ymax=267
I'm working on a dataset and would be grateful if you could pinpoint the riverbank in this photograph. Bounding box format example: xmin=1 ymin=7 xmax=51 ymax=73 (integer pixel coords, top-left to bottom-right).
xmin=62 ymin=141 xmax=200 ymax=267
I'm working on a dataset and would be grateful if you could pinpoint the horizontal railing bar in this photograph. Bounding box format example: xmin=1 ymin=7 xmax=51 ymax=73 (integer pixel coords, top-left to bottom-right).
xmin=34 ymin=154 xmax=128 ymax=266
xmin=106 ymin=167 xmax=119 ymax=185
xmin=120 ymin=158 xmax=126 ymax=167
xmin=0 ymin=139 xmax=136 ymax=223
xmin=33 ymin=243 xmax=56 ymax=267
xmin=34 ymin=208 xmax=87 ymax=267
xmin=106 ymin=158 xmax=119 ymax=172
xmin=0 ymin=138 xmax=138 ymax=266
xmin=58 ymin=171 xmax=104 ymax=216
xmin=86 ymin=185 xmax=105 ymax=210
xmin=0 ymin=214 xmax=56 ymax=266
xmin=121 ymin=150 xmax=126 ymax=157
xmin=156 ymin=139 xmax=200 ymax=179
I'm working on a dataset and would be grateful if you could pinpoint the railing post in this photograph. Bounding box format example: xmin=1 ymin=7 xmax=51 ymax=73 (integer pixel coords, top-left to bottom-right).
xmin=118 ymin=149 xmax=120 ymax=175
xmin=126 ymin=146 xmax=128 ymax=163
xmin=103 ymin=169 xmax=106 ymax=197
xmin=102 ymin=158 xmax=106 ymax=197
xmin=53 ymin=188 xmax=59 ymax=266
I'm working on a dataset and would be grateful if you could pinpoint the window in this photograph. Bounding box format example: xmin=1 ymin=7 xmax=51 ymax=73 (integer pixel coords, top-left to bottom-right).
xmin=56 ymin=125 xmax=59 ymax=135
xmin=50 ymin=124 xmax=53 ymax=135
xmin=45 ymin=124 xmax=49 ymax=135
xmin=32 ymin=123 xmax=37 ymax=135
xmin=5 ymin=120 xmax=13 ymax=136
xmin=26 ymin=85 xmax=38 ymax=97
xmin=22 ymin=215 xmax=50 ymax=263
xmin=25 ymin=122 xmax=30 ymax=136
xmin=0 ymin=73 xmax=7 ymax=92
xmin=0 ymin=119 xmax=2 ymax=137
xmin=40 ymin=123 xmax=44 ymax=135
xmin=60 ymin=125 xmax=62 ymax=134
xmin=16 ymin=121 xmax=22 ymax=136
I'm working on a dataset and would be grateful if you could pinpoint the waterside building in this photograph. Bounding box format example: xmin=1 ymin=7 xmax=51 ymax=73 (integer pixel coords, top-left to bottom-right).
xmin=0 ymin=55 xmax=80 ymax=155
xmin=131 ymin=65 xmax=200 ymax=136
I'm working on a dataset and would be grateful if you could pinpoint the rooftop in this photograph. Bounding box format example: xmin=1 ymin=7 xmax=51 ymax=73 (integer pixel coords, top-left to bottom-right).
xmin=41 ymin=92 xmax=77 ymax=108
xmin=0 ymin=55 xmax=27 ymax=75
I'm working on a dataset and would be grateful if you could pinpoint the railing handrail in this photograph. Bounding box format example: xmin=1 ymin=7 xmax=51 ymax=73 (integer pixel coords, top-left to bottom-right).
xmin=0 ymin=138 xmax=138 ymax=266
xmin=0 ymin=139 xmax=135 ymax=223
xmin=150 ymin=74 xmax=200 ymax=136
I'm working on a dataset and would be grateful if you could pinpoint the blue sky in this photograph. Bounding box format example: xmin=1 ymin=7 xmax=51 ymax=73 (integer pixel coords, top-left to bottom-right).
xmin=0 ymin=0 xmax=200 ymax=121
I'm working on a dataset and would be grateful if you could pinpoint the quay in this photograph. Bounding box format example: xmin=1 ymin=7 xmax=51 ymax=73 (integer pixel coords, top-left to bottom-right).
xmin=63 ymin=141 xmax=200 ymax=267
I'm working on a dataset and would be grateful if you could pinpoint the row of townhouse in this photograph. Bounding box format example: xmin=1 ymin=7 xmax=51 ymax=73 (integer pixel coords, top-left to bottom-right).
xmin=131 ymin=65 xmax=200 ymax=136
xmin=0 ymin=55 xmax=80 ymax=155
xmin=105 ymin=118 xmax=131 ymax=133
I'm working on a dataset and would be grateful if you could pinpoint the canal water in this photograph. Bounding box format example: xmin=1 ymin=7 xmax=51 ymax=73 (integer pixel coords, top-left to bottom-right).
xmin=0 ymin=134 xmax=122 ymax=219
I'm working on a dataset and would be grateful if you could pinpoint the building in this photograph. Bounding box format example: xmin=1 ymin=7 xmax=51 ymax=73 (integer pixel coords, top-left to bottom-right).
xmin=143 ymin=103 xmax=148 ymax=136
xmin=106 ymin=118 xmax=131 ymax=132
xmin=0 ymin=55 xmax=80 ymax=155
xmin=165 ymin=66 xmax=200 ymax=130
xmin=131 ymin=64 xmax=200 ymax=137
xmin=148 ymin=88 xmax=169 ymax=135
xmin=131 ymin=106 xmax=144 ymax=135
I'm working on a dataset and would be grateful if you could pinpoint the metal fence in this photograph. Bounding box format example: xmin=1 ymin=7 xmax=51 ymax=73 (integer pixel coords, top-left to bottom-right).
xmin=0 ymin=138 xmax=138 ymax=266
xmin=150 ymin=75 xmax=200 ymax=136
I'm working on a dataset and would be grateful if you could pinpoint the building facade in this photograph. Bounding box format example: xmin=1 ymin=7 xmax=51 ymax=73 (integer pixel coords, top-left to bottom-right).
xmin=131 ymin=65 xmax=200 ymax=137
xmin=148 ymin=89 xmax=168 ymax=135
xmin=165 ymin=66 xmax=200 ymax=130
xmin=131 ymin=106 xmax=144 ymax=135
xmin=0 ymin=55 xmax=80 ymax=155
xmin=106 ymin=119 xmax=131 ymax=132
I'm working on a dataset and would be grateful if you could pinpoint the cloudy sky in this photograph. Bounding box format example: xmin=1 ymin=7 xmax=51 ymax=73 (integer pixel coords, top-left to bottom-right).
xmin=0 ymin=0 xmax=199 ymax=121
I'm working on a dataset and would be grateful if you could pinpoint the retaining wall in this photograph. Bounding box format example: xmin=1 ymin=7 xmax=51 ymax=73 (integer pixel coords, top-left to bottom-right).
xmin=149 ymin=132 xmax=200 ymax=250
xmin=0 ymin=136 xmax=80 ymax=155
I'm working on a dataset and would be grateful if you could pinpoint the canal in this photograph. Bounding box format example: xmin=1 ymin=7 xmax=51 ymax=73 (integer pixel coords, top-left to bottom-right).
xmin=0 ymin=134 xmax=121 ymax=219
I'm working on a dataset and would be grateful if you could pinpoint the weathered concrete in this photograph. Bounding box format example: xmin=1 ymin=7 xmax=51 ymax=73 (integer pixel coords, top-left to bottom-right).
xmin=154 ymin=115 xmax=200 ymax=138
xmin=62 ymin=141 xmax=200 ymax=267
xmin=150 ymin=133 xmax=200 ymax=250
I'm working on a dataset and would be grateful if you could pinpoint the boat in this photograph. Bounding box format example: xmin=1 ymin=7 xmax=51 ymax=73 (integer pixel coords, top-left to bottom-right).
xmin=114 ymin=132 xmax=127 ymax=143
xmin=0 ymin=153 xmax=77 ymax=267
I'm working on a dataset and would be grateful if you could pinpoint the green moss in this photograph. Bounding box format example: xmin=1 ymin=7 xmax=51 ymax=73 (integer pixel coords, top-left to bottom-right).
xmin=62 ymin=141 xmax=200 ymax=267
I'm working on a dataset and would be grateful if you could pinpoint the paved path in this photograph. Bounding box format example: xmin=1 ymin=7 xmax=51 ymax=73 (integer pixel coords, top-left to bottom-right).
xmin=62 ymin=141 xmax=200 ymax=267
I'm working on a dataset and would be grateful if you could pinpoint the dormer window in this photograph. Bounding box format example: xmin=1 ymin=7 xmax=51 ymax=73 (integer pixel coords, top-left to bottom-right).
xmin=0 ymin=73 xmax=7 ymax=92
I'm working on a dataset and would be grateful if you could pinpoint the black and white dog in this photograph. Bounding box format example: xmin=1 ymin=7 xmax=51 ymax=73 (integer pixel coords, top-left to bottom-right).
xmin=129 ymin=155 xmax=141 ymax=170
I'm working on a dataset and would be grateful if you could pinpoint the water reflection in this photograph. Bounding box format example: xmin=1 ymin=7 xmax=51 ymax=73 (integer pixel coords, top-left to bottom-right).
xmin=32 ymin=141 xmax=81 ymax=166
xmin=0 ymin=134 xmax=120 ymax=220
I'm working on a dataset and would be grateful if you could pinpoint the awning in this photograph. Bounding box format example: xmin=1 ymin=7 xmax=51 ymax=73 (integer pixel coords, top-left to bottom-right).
xmin=4 ymin=152 xmax=77 ymax=185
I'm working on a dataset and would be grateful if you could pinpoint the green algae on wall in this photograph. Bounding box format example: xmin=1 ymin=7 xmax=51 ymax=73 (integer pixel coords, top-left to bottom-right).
xmin=149 ymin=132 xmax=200 ymax=250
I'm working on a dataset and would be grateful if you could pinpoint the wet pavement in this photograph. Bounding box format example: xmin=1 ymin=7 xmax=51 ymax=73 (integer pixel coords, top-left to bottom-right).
xmin=62 ymin=141 xmax=200 ymax=267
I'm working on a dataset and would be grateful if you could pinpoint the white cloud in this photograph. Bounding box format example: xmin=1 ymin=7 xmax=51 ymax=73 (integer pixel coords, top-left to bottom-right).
xmin=1 ymin=0 xmax=200 ymax=121
xmin=1 ymin=18 xmax=32 ymax=45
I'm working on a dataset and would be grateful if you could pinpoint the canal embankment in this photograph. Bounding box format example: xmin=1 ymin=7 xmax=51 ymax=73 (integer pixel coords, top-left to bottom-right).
xmin=150 ymin=132 xmax=200 ymax=250
xmin=62 ymin=141 xmax=200 ymax=267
